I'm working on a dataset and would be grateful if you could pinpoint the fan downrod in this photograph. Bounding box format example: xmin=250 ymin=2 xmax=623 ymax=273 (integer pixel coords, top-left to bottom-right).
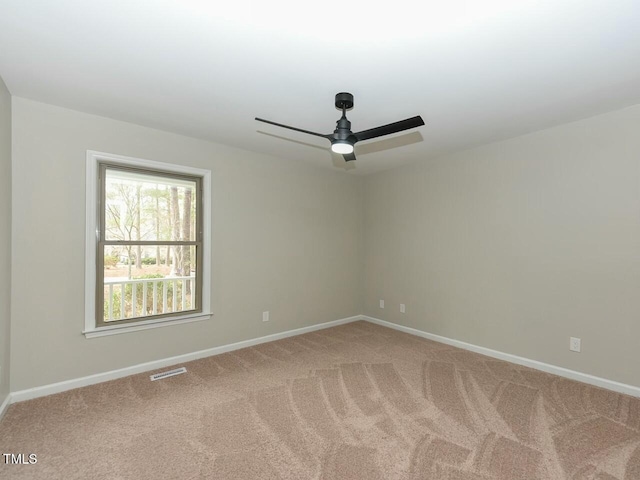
xmin=335 ymin=92 xmax=354 ymax=110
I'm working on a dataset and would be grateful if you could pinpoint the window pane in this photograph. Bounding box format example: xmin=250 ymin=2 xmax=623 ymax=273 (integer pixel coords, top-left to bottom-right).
xmin=103 ymin=245 xmax=198 ymax=322
xmin=104 ymin=167 xmax=198 ymax=242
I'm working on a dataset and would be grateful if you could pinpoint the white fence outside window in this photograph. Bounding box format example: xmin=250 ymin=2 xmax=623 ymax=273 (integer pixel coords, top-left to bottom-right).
xmin=103 ymin=275 xmax=195 ymax=322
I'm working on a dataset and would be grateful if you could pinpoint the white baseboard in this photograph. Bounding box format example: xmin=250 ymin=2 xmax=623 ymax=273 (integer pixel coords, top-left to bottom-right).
xmin=9 ymin=314 xmax=639 ymax=406
xmin=0 ymin=393 xmax=10 ymax=421
xmin=10 ymin=315 xmax=361 ymax=404
xmin=361 ymin=315 xmax=640 ymax=398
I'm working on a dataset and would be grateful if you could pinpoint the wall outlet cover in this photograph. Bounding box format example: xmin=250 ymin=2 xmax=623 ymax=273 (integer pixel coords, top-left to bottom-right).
xmin=570 ymin=337 xmax=581 ymax=352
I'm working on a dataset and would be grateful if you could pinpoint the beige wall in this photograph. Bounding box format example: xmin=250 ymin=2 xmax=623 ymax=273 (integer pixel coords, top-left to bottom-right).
xmin=8 ymin=95 xmax=640 ymax=393
xmin=10 ymin=98 xmax=363 ymax=391
xmin=0 ymin=77 xmax=11 ymax=402
xmin=363 ymin=105 xmax=640 ymax=387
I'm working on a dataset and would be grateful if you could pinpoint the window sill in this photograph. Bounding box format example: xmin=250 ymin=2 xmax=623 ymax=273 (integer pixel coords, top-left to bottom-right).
xmin=83 ymin=312 xmax=213 ymax=338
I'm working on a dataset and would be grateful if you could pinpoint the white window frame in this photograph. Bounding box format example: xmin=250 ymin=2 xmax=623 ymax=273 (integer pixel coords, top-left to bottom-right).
xmin=84 ymin=150 xmax=212 ymax=338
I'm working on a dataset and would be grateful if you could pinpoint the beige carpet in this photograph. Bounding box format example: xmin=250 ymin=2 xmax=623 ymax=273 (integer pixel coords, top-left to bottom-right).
xmin=1 ymin=321 xmax=639 ymax=479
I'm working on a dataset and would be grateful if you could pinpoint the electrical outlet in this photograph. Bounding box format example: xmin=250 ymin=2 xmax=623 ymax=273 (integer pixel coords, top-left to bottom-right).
xmin=379 ymin=299 xmax=384 ymax=309
xmin=569 ymin=337 xmax=581 ymax=352
xmin=400 ymin=303 xmax=406 ymax=314
xmin=262 ymin=311 xmax=270 ymax=322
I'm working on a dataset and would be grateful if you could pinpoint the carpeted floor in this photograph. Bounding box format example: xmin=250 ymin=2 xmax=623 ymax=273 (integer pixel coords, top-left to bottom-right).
xmin=1 ymin=321 xmax=639 ymax=479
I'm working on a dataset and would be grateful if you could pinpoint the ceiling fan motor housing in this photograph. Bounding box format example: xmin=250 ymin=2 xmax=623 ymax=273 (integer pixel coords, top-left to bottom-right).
xmin=334 ymin=117 xmax=354 ymax=140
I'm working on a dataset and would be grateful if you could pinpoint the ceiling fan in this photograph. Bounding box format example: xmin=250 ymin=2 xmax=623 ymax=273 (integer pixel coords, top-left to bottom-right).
xmin=255 ymin=92 xmax=425 ymax=162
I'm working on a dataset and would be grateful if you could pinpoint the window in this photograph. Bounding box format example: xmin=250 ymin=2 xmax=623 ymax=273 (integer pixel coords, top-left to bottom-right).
xmin=85 ymin=151 xmax=211 ymax=337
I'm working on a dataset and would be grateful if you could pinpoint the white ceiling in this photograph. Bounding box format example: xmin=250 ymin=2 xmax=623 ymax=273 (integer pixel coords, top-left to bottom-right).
xmin=1 ymin=1 xmax=640 ymax=175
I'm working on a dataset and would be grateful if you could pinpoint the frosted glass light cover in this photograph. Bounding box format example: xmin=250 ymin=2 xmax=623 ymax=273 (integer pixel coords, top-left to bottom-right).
xmin=331 ymin=142 xmax=354 ymax=154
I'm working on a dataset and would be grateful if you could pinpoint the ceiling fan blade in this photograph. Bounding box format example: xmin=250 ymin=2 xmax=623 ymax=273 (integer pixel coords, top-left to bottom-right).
xmin=255 ymin=117 xmax=330 ymax=139
xmin=354 ymin=116 xmax=424 ymax=142
xmin=343 ymin=152 xmax=357 ymax=162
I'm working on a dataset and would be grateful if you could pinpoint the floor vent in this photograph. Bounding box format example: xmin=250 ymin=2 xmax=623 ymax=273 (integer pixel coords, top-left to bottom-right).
xmin=150 ymin=367 xmax=187 ymax=381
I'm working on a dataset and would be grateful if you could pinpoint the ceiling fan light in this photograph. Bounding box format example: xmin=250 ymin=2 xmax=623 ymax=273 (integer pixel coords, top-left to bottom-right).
xmin=331 ymin=141 xmax=354 ymax=154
